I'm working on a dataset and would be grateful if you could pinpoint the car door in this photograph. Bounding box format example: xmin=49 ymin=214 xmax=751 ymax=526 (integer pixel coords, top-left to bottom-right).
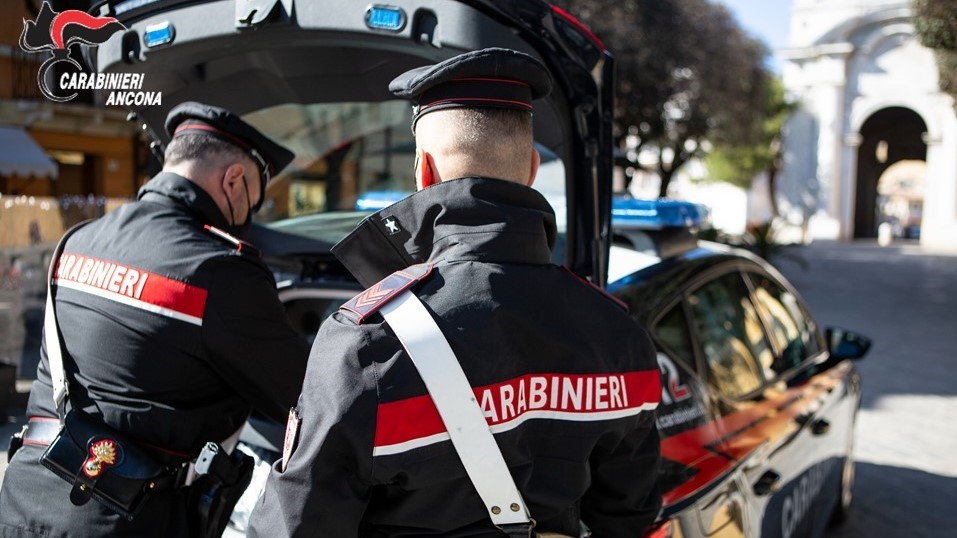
xmin=683 ymin=266 xmax=846 ymax=538
xmin=651 ymin=298 xmax=751 ymax=538
xmin=743 ymin=270 xmax=855 ymax=538
xmin=681 ymin=268 xmax=779 ymax=538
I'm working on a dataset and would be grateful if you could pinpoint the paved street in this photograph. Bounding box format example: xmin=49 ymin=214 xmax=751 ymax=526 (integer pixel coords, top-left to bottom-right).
xmin=774 ymin=241 xmax=957 ymax=538
xmin=2 ymin=239 xmax=956 ymax=536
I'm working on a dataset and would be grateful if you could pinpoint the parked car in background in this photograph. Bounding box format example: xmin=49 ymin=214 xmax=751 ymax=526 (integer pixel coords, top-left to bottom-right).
xmin=608 ymin=201 xmax=870 ymax=538
xmin=80 ymin=1 xmax=870 ymax=536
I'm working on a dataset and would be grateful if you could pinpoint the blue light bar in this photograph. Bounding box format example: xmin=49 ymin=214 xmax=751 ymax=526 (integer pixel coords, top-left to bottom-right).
xmin=365 ymin=5 xmax=406 ymax=31
xmin=144 ymin=22 xmax=174 ymax=48
xmin=612 ymin=198 xmax=711 ymax=230
xmin=355 ymin=190 xmax=412 ymax=211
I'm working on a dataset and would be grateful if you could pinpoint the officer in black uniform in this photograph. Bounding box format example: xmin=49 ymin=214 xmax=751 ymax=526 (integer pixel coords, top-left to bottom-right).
xmin=248 ymin=48 xmax=663 ymax=538
xmin=0 ymin=102 xmax=311 ymax=537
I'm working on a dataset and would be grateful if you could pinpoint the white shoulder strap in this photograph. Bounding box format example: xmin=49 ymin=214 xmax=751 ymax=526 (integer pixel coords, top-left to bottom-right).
xmin=45 ymin=274 xmax=69 ymax=423
xmin=379 ymin=290 xmax=533 ymax=531
xmin=44 ymin=223 xmax=89 ymax=424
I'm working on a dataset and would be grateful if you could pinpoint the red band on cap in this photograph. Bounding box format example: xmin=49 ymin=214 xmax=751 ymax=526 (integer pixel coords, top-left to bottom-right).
xmin=420 ymin=97 xmax=533 ymax=111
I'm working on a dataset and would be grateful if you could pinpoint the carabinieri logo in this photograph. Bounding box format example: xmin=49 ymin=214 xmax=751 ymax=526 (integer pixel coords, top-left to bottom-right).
xmin=19 ymin=2 xmax=161 ymax=106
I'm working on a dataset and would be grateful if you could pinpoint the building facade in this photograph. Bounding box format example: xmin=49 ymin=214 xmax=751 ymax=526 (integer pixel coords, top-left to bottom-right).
xmin=779 ymin=0 xmax=957 ymax=248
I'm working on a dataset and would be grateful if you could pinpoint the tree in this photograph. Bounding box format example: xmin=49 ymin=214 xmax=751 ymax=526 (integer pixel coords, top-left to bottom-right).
xmin=913 ymin=0 xmax=957 ymax=101
xmin=706 ymin=77 xmax=796 ymax=217
xmin=554 ymin=0 xmax=771 ymax=197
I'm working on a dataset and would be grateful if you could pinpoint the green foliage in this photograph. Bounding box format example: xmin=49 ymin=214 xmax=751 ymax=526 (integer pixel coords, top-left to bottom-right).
xmin=913 ymin=0 xmax=957 ymax=50
xmin=705 ymin=146 xmax=766 ymax=190
xmin=697 ymin=220 xmax=808 ymax=270
xmin=705 ymin=77 xmax=796 ymax=193
xmin=554 ymin=0 xmax=772 ymax=196
xmin=913 ymin=0 xmax=957 ymax=101
xmin=935 ymin=49 xmax=957 ymax=96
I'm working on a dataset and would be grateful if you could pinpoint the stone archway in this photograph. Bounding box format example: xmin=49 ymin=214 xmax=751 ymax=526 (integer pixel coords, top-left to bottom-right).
xmin=854 ymin=107 xmax=927 ymax=238
xmin=877 ymin=160 xmax=926 ymax=240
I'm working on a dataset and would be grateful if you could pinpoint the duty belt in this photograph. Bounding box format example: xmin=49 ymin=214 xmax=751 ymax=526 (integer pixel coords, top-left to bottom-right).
xmin=19 ymin=416 xmax=60 ymax=448
xmin=14 ymin=416 xmax=194 ymax=490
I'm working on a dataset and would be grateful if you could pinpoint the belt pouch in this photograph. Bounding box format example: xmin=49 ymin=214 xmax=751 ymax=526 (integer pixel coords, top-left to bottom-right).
xmin=39 ymin=409 xmax=169 ymax=520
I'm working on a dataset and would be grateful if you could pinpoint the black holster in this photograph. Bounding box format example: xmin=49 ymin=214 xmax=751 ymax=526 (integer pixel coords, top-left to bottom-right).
xmin=187 ymin=442 xmax=254 ymax=538
xmin=38 ymin=410 xmax=179 ymax=521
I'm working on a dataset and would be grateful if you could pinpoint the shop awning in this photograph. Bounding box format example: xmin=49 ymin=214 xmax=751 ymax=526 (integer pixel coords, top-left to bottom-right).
xmin=0 ymin=126 xmax=58 ymax=179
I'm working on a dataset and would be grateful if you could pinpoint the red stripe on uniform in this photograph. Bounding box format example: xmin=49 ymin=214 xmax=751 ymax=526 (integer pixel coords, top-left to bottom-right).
xmin=54 ymin=253 xmax=207 ymax=322
xmin=136 ymin=273 xmax=207 ymax=319
xmin=374 ymin=394 xmax=445 ymax=448
xmin=374 ymin=370 xmax=660 ymax=451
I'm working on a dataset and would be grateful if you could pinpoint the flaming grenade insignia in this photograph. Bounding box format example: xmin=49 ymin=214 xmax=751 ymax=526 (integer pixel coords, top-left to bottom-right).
xmin=19 ymin=1 xmax=126 ymax=102
xmin=83 ymin=438 xmax=119 ymax=478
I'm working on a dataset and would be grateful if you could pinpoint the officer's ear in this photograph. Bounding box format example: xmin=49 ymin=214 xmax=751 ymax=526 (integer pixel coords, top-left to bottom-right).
xmin=415 ymin=149 xmax=438 ymax=190
xmin=221 ymin=163 xmax=247 ymax=197
xmin=527 ymin=147 xmax=540 ymax=188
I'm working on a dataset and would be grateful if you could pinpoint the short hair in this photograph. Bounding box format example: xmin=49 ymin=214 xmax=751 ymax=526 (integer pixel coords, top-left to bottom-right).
xmin=164 ymin=132 xmax=246 ymax=169
xmin=419 ymin=107 xmax=534 ymax=182
xmin=443 ymin=107 xmax=532 ymax=146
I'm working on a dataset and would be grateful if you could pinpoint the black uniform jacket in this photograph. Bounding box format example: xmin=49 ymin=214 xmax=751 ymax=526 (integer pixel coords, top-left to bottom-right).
xmin=0 ymin=173 xmax=310 ymax=537
xmin=249 ymin=177 xmax=662 ymax=538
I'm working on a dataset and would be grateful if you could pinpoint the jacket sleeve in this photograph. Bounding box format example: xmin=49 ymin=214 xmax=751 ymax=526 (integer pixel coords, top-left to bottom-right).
xmin=581 ymin=331 xmax=663 ymax=537
xmin=581 ymin=412 xmax=662 ymax=537
xmin=200 ymin=257 xmax=311 ymax=422
xmin=247 ymin=313 xmax=382 ymax=538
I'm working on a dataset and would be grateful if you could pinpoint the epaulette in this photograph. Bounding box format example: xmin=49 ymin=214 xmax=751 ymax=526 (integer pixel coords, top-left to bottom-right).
xmin=340 ymin=263 xmax=434 ymax=324
xmin=204 ymin=225 xmax=261 ymax=258
xmin=561 ymin=266 xmax=629 ymax=312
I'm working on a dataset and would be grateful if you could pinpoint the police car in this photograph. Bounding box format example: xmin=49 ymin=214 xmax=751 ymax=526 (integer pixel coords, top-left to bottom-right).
xmin=81 ymin=0 xmax=869 ymax=536
xmin=607 ymin=199 xmax=869 ymax=538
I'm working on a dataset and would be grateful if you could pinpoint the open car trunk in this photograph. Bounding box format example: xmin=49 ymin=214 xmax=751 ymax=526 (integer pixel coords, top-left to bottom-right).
xmin=84 ymin=0 xmax=615 ymax=285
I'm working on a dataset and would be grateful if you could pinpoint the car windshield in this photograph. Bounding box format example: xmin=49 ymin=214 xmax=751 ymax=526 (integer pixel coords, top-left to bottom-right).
xmin=242 ymin=101 xmax=567 ymax=246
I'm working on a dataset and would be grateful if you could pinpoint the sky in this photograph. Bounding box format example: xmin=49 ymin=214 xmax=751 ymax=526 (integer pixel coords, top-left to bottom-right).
xmin=717 ymin=0 xmax=792 ymax=72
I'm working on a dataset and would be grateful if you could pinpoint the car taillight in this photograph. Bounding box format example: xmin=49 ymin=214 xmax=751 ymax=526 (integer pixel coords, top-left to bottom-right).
xmin=643 ymin=519 xmax=678 ymax=538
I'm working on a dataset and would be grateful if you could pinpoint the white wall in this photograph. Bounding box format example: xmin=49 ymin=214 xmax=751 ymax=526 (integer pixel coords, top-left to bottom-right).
xmin=780 ymin=1 xmax=957 ymax=249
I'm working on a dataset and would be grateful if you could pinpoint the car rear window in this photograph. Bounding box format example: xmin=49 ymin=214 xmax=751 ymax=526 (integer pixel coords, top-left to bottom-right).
xmin=242 ymin=101 xmax=568 ymax=243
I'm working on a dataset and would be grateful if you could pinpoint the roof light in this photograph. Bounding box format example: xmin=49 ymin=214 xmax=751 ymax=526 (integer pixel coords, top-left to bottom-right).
xmin=355 ymin=190 xmax=411 ymax=211
xmin=144 ymin=21 xmax=174 ymax=48
xmin=365 ymin=5 xmax=406 ymax=32
xmin=612 ymin=198 xmax=711 ymax=230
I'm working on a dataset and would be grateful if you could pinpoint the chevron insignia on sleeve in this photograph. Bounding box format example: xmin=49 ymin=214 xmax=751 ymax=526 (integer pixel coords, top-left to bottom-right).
xmin=341 ymin=263 xmax=434 ymax=324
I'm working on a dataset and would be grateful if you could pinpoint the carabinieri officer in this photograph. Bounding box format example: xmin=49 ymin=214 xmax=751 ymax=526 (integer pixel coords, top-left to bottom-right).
xmin=0 ymin=102 xmax=310 ymax=537
xmin=249 ymin=48 xmax=662 ymax=538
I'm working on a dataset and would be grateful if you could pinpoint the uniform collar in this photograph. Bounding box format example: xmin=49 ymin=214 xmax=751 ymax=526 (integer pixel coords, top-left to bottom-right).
xmin=333 ymin=176 xmax=557 ymax=288
xmin=137 ymin=172 xmax=231 ymax=230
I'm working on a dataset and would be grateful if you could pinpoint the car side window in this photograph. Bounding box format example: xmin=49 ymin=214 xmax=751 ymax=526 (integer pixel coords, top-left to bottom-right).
xmin=747 ymin=272 xmax=822 ymax=376
xmin=653 ymin=304 xmax=695 ymax=370
xmin=688 ymin=272 xmax=772 ymax=399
